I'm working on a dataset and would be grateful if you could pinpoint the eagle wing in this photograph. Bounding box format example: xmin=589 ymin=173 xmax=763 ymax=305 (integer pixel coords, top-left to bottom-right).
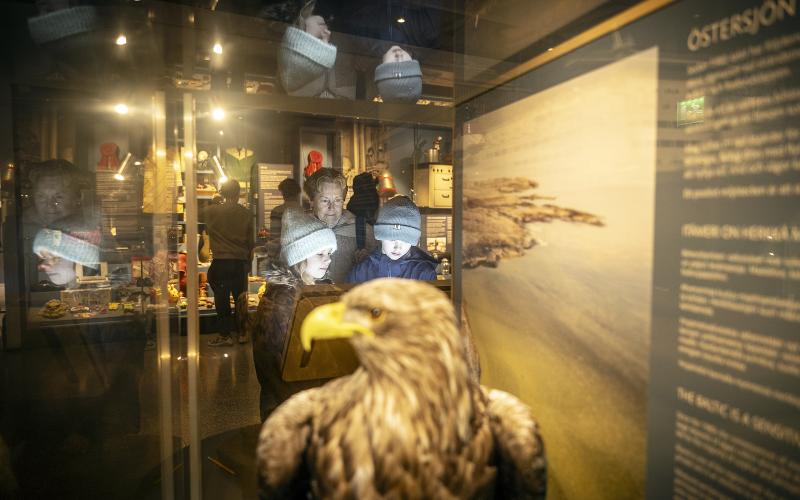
xmin=485 ymin=388 xmax=547 ymax=499
xmin=256 ymin=387 xmax=320 ymax=499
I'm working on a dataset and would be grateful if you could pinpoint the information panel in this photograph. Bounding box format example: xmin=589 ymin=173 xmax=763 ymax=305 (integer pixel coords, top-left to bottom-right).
xmin=457 ymin=1 xmax=800 ymax=498
xmin=256 ymin=163 xmax=293 ymax=231
xmin=647 ymin=2 xmax=800 ymax=498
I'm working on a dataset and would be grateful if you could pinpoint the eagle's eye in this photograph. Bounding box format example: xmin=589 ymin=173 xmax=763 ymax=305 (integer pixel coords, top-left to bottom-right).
xmin=370 ymin=307 xmax=383 ymax=319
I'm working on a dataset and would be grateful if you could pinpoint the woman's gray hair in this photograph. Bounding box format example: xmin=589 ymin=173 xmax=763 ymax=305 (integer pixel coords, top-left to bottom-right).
xmin=303 ymin=167 xmax=346 ymax=200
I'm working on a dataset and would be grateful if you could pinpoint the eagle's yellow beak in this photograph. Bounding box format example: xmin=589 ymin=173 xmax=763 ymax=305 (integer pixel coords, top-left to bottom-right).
xmin=300 ymin=302 xmax=375 ymax=351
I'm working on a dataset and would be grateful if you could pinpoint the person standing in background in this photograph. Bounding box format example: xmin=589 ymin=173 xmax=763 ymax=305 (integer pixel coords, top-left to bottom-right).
xmin=267 ymin=177 xmax=301 ymax=263
xmin=202 ymin=180 xmax=254 ymax=346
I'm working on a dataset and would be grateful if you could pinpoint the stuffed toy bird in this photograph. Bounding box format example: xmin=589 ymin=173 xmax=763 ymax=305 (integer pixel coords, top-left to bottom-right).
xmin=257 ymin=278 xmax=546 ymax=499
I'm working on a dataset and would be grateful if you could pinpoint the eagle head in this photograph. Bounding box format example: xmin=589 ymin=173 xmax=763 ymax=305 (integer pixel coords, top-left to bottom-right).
xmin=301 ymin=278 xmax=461 ymax=376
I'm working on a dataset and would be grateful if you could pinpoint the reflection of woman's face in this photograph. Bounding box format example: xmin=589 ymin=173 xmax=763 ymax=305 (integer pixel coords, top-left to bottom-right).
xmin=303 ymin=249 xmax=333 ymax=282
xmin=312 ymin=182 xmax=344 ymax=227
xmin=304 ymin=15 xmax=330 ymax=42
xmin=37 ymin=251 xmax=76 ymax=285
xmin=33 ymin=176 xmax=79 ymax=225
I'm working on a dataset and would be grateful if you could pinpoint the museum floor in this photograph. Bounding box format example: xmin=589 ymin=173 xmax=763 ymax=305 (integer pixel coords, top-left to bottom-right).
xmin=1 ymin=332 xmax=263 ymax=498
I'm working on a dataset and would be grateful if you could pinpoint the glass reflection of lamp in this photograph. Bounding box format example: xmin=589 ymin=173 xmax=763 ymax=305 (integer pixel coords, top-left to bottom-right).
xmin=378 ymin=170 xmax=397 ymax=200
xmin=212 ymin=155 xmax=228 ymax=184
xmin=114 ymin=152 xmax=132 ymax=181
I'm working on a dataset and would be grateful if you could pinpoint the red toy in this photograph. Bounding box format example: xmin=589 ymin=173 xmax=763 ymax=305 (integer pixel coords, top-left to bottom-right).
xmin=304 ymin=150 xmax=323 ymax=178
xmin=97 ymin=143 xmax=120 ymax=171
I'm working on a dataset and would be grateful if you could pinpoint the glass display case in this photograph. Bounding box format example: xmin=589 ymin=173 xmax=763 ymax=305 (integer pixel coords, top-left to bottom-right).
xmin=1 ymin=1 xmax=797 ymax=499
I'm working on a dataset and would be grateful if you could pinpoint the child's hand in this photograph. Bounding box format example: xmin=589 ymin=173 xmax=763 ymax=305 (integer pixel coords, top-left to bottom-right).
xmin=354 ymin=248 xmax=371 ymax=263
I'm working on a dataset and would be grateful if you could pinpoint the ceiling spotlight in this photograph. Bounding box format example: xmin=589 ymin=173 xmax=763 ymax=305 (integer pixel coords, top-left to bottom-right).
xmin=115 ymin=34 xmax=127 ymax=46
xmin=397 ymin=17 xmax=406 ymax=24
xmin=213 ymin=42 xmax=223 ymax=55
xmin=212 ymin=107 xmax=225 ymax=121
xmin=219 ymin=130 xmax=224 ymax=136
xmin=114 ymin=103 xmax=129 ymax=115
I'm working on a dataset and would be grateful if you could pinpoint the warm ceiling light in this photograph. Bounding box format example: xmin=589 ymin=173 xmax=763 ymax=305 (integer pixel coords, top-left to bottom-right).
xmin=115 ymin=34 xmax=127 ymax=46
xmin=219 ymin=130 xmax=224 ymax=136
xmin=212 ymin=107 xmax=225 ymax=121
xmin=397 ymin=17 xmax=406 ymax=24
xmin=114 ymin=103 xmax=129 ymax=115
xmin=212 ymin=42 xmax=223 ymax=55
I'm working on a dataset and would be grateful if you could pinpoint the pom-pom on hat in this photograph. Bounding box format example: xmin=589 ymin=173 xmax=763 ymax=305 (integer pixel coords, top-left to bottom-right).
xmin=33 ymin=228 xmax=100 ymax=269
xmin=374 ymin=196 xmax=421 ymax=245
xmin=374 ymin=60 xmax=422 ymax=103
xmin=279 ymin=26 xmax=337 ymax=93
xmin=281 ymin=209 xmax=337 ymax=266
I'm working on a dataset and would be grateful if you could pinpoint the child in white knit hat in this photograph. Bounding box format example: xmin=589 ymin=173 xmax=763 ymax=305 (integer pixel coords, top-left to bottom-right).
xmin=240 ymin=208 xmax=337 ymax=418
xmin=280 ymin=208 xmax=338 ymax=284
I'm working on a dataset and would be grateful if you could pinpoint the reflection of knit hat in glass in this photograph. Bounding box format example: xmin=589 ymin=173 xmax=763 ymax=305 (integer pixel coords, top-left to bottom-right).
xmin=279 ymin=27 xmax=337 ymax=93
xmin=281 ymin=209 xmax=337 ymax=266
xmin=374 ymin=60 xmax=422 ymax=103
xmin=33 ymin=228 xmax=100 ymax=269
xmin=374 ymin=196 xmax=421 ymax=245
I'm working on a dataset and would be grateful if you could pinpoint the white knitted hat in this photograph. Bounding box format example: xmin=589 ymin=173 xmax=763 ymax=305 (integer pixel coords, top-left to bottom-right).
xmin=279 ymin=27 xmax=337 ymax=93
xmin=281 ymin=209 xmax=337 ymax=266
xmin=33 ymin=228 xmax=100 ymax=269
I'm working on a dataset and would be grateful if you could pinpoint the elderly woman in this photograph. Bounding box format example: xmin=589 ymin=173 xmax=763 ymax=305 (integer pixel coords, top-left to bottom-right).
xmin=302 ymin=168 xmax=377 ymax=283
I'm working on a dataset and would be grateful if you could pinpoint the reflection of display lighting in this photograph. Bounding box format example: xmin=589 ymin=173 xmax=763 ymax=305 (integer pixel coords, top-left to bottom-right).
xmin=212 ymin=155 xmax=227 ymax=183
xmin=213 ymin=42 xmax=223 ymax=54
xmin=397 ymin=17 xmax=406 ymax=23
xmin=114 ymin=103 xmax=129 ymax=115
xmin=212 ymin=107 xmax=225 ymax=121
xmin=134 ymin=160 xmax=142 ymax=166
xmin=219 ymin=130 xmax=224 ymax=136
xmin=547 ymin=47 xmax=554 ymax=52
xmin=114 ymin=152 xmax=132 ymax=181
xmin=115 ymin=34 xmax=127 ymax=46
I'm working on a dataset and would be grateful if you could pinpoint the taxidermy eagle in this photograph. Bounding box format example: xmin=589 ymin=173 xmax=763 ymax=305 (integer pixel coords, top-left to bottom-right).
xmin=257 ymin=278 xmax=546 ymax=499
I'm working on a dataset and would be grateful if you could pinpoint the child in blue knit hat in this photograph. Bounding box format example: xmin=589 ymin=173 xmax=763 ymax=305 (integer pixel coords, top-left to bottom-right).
xmin=346 ymin=196 xmax=437 ymax=283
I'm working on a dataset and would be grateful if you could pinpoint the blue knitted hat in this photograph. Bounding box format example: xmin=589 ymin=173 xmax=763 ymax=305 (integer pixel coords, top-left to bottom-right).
xmin=374 ymin=196 xmax=421 ymax=245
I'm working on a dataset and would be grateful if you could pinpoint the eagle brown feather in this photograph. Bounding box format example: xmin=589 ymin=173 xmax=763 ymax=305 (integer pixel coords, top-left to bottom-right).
xmin=257 ymin=279 xmax=546 ymax=499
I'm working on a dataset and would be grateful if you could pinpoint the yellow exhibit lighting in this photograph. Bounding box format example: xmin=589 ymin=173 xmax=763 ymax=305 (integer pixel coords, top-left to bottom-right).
xmin=212 ymin=107 xmax=225 ymax=121
xmin=212 ymin=155 xmax=227 ymax=183
xmin=114 ymin=152 xmax=132 ymax=181
xmin=213 ymin=42 xmax=223 ymax=55
xmin=397 ymin=17 xmax=406 ymax=23
xmin=115 ymin=34 xmax=127 ymax=46
xmin=218 ymin=130 xmax=224 ymax=136
xmin=114 ymin=103 xmax=129 ymax=115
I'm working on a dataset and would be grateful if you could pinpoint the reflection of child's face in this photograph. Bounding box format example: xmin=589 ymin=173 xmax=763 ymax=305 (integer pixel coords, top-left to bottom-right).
xmin=304 ymin=15 xmax=330 ymax=42
xmin=33 ymin=176 xmax=79 ymax=225
xmin=383 ymin=45 xmax=411 ymax=64
xmin=381 ymin=240 xmax=412 ymax=261
xmin=305 ymin=249 xmax=333 ymax=279
xmin=37 ymin=250 xmax=76 ymax=285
